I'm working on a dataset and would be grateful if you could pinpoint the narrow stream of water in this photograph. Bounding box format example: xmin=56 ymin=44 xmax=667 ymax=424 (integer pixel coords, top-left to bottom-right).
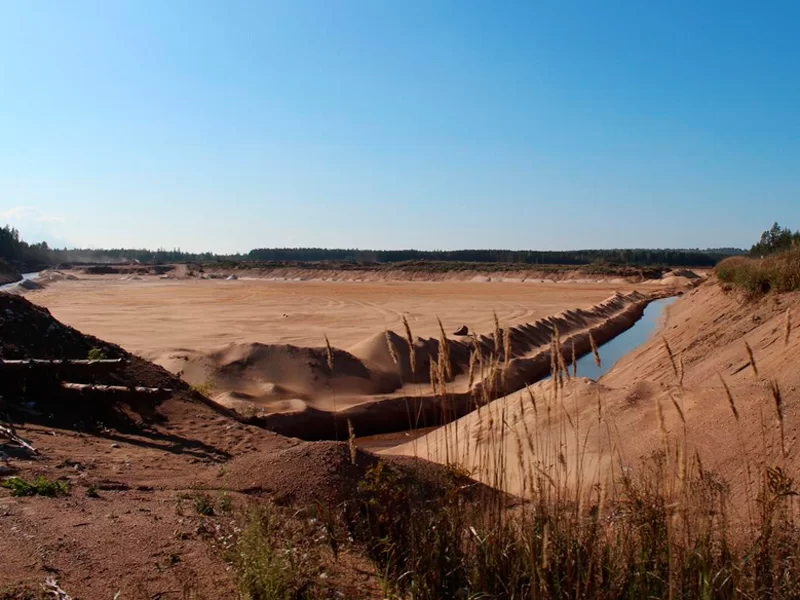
xmin=0 ymin=272 xmax=41 ymax=292
xmin=571 ymin=295 xmax=676 ymax=380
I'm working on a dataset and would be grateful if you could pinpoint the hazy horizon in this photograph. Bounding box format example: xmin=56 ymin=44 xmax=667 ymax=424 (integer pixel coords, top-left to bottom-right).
xmin=2 ymin=2 xmax=799 ymax=253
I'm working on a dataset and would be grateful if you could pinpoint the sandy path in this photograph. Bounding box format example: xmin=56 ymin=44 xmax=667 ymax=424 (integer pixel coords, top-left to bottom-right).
xmin=29 ymin=278 xmax=632 ymax=357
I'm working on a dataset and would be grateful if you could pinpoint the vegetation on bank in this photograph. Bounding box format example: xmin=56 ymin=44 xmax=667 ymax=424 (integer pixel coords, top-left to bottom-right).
xmin=717 ymin=249 xmax=800 ymax=296
xmin=717 ymin=223 xmax=800 ymax=296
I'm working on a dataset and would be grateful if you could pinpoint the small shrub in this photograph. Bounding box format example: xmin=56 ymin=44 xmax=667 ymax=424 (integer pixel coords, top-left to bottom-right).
xmin=1 ymin=476 xmax=68 ymax=497
xmin=87 ymin=348 xmax=109 ymax=361
xmin=219 ymin=492 xmax=232 ymax=514
xmin=190 ymin=378 xmax=215 ymax=397
xmin=85 ymin=484 xmax=100 ymax=498
xmin=231 ymin=505 xmax=314 ymax=600
xmin=193 ymin=492 xmax=215 ymax=516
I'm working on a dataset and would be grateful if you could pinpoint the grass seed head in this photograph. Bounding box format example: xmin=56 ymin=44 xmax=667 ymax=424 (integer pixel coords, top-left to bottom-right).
xmin=324 ymin=335 xmax=334 ymax=373
xmin=402 ymin=315 xmax=416 ymax=379
xmin=589 ymin=331 xmax=601 ymax=368
xmin=785 ymin=308 xmax=792 ymax=346
xmin=744 ymin=341 xmax=759 ymax=377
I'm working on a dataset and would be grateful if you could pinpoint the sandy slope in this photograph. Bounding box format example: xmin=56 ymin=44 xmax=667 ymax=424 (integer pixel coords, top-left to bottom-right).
xmin=387 ymin=280 xmax=800 ymax=517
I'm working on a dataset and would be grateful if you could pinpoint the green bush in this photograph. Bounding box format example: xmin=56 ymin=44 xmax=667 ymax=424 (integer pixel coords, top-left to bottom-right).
xmin=1 ymin=476 xmax=69 ymax=497
xmin=230 ymin=505 xmax=313 ymax=600
xmin=87 ymin=348 xmax=109 ymax=361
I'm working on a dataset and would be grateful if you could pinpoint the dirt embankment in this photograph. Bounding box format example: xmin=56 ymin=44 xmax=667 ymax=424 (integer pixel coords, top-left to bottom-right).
xmin=0 ymin=260 xmax=22 ymax=285
xmin=387 ymin=279 xmax=800 ymax=515
xmin=196 ymin=290 xmax=668 ymax=440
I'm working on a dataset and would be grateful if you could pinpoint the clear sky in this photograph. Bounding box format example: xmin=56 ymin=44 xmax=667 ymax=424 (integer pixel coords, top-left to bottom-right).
xmin=1 ymin=1 xmax=799 ymax=253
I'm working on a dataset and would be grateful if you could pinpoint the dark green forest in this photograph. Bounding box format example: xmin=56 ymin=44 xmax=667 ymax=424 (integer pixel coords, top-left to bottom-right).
xmin=750 ymin=222 xmax=800 ymax=256
xmin=1 ymin=224 xmax=745 ymax=270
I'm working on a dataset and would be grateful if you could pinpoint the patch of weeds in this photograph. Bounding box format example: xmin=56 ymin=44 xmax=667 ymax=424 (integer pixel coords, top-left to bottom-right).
xmin=1 ymin=476 xmax=69 ymax=498
xmin=0 ymin=585 xmax=47 ymax=600
xmin=87 ymin=347 xmax=109 ymax=361
xmin=193 ymin=492 xmax=215 ymax=516
xmin=230 ymin=504 xmax=315 ymax=600
xmin=190 ymin=378 xmax=215 ymax=397
xmin=219 ymin=491 xmax=232 ymax=514
xmin=85 ymin=484 xmax=100 ymax=498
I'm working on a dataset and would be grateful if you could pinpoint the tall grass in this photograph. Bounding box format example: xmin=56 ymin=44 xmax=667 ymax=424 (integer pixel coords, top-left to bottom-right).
xmin=231 ymin=306 xmax=800 ymax=599
xmin=347 ymin=315 xmax=800 ymax=598
xmin=716 ymin=248 xmax=800 ymax=296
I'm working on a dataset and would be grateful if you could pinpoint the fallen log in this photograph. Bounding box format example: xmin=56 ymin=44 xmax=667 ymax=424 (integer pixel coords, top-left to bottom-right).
xmin=61 ymin=383 xmax=173 ymax=395
xmin=0 ymin=359 xmax=125 ymax=367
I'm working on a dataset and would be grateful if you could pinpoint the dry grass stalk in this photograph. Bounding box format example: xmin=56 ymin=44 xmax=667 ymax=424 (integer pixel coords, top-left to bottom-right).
xmin=467 ymin=347 xmax=478 ymax=391
xmin=402 ymin=315 xmax=416 ymax=379
xmin=437 ymin=317 xmax=453 ymax=381
xmin=493 ymin=311 xmax=501 ymax=353
xmin=718 ymin=373 xmax=739 ymax=421
xmin=770 ymin=379 xmax=786 ymax=458
xmin=526 ymin=385 xmax=538 ymax=416
xmin=324 ymin=334 xmax=334 ymax=373
xmin=744 ymin=341 xmax=758 ymax=377
xmin=429 ymin=360 xmax=438 ymax=396
xmin=785 ymin=308 xmax=792 ymax=346
xmin=347 ymin=419 xmax=357 ymax=464
xmin=385 ymin=330 xmax=399 ymax=366
xmin=589 ymin=331 xmax=601 ymax=368
xmin=503 ymin=325 xmax=512 ymax=372
xmin=571 ymin=341 xmax=577 ymax=378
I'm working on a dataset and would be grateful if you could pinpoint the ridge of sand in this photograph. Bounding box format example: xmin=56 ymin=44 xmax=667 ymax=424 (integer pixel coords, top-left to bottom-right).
xmin=239 ymin=290 xmax=663 ymax=439
xmin=200 ymin=264 xmax=700 ymax=285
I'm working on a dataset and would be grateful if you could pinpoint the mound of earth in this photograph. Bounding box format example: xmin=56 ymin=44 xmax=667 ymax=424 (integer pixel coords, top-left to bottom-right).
xmin=0 ymin=260 xmax=22 ymax=285
xmin=0 ymin=293 xmax=199 ymax=429
xmin=154 ymin=341 xmax=401 ymax=408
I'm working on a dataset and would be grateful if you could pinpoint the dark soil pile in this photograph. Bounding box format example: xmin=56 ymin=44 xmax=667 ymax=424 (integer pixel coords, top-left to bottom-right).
xmin=0 ymin=293 xmax=196 ymax=429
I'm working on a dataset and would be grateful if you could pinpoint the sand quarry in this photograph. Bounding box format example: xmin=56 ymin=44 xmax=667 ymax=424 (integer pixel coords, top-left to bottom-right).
xmin=28 ymin=274 xmax=674 ymax=421
xmin=5 ymin=266 xmax=800 ymax=597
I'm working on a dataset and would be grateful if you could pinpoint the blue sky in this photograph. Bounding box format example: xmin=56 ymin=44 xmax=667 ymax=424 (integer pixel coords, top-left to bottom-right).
xmin=1 ymin=1 xmax=799 ymax=252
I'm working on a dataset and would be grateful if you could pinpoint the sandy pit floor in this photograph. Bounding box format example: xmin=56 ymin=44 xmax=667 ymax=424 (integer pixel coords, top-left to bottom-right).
xmin=29 ymin=277 xmax=634 ymax=356
xmin=26 ymin=277 xmax=641 ymax=416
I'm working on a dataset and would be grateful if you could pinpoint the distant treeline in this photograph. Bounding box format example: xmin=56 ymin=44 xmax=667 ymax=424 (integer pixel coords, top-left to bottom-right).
xmin=246 ymin=247 xmax=742 ymax=267
xmin=1 ymin=224 xmax=745 ymax=269
xmin=0 ymin=226 xmax=53 ymax=269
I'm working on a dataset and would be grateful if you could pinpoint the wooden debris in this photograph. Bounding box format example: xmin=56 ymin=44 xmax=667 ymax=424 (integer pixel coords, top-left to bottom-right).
xmin=42 ymin=576 xmax=73 ymax=599
xmin=0 ymin=420 xmax=37 ymax=455
xmin=61 ymin=382 xmax=173 ymax=395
